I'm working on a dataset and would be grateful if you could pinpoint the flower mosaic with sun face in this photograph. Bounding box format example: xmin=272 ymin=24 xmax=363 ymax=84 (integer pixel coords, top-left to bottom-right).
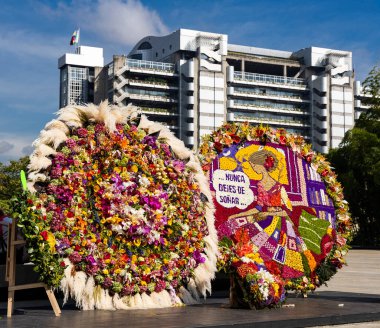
xmin=199 ymin=123 xmax=352 ymax=309
xmin=19 ymin=104 xmax=217 ymax=310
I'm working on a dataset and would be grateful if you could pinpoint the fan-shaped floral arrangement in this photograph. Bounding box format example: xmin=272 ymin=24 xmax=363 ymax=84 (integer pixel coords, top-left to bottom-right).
xmin=17 ymin=102 xmax=218 ymax=310
xmin=199 ymin=122 xmax=352 ymax=309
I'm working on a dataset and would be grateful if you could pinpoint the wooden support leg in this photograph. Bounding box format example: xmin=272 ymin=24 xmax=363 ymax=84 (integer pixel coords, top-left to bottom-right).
xmin=7 ymin=290 xmax=15 ymax=318
xmin=45 ymin=288 xmax=61 ymax=316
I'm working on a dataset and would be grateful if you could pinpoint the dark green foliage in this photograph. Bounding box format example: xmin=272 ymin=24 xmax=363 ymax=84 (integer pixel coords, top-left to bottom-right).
xmin=328 ymin=67 xmax=380 ymax=247
xmin=0 ymin=156 xmax=29 ymax=214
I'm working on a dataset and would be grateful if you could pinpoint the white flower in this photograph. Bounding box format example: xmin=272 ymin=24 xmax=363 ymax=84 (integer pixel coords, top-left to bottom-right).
xmin=111 ymin=224 xmax=123 ymax=234
xmin=139 ymin=176 xmax=150 ymax=187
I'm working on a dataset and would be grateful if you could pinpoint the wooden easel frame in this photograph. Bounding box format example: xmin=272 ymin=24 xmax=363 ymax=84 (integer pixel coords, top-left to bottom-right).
xmin=4 ymin=219 xmax=61 ymax=317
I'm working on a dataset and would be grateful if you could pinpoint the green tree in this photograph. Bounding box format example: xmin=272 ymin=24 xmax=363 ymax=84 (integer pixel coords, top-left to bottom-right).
xmin=328 ymin=66 xmax=380 ymax=246
xmin=0 ymin=156 xmax=29 ymax=214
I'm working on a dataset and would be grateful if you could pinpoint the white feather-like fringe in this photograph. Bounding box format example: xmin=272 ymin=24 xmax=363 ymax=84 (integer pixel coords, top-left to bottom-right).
xmin=29 ymin=171 xmax=47 ymax=183
xmin=44 ymin=119 xmax=70 ymax=135
xmin=33 ymin=144 xmax=57 ymax=158
xmin=28 ymin=102 xmax=218 ymax=310
xmin=82 ymin=276 xmax=95 ymax=310
xmin=38 ymin=129 xmax=68 ymax=149
xmin=28 ymin=155 xmax=52 ymax=171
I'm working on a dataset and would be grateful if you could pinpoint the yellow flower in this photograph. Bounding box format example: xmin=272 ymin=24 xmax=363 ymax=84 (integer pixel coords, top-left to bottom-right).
xmin=246 ymin=253 xmax=263 ymax=263
xmin=134 ymin=239 xmax=141 ymax=247
xmin=47 ymin=232 xmax=56 ymax=253
xmin=103 ymin=269 xmax=109 ymax=275
xmin=114 ymin=268 xmax=121 ymax=274
xmin=131 ymin=255 xmax=137 ymax=263
xmin=131 ymin=165 xmax=138 ymax=173
xmin=144 ymin=267 xmax=151 ymax=274
xmin=140 ymin=281 xmax=147 ymax=286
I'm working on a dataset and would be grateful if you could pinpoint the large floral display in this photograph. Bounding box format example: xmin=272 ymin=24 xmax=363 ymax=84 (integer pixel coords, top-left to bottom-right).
xmin=19 ymin=103 xmax=217 ymax=310
xmin=199 ymin=123 xmax=352 ymax=309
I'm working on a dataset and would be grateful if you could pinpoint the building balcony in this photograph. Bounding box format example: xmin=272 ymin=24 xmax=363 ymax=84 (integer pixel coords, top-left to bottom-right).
xmin=139 ymin=107 xmax=178 ymax=116
xmin=187 ymin=122 xmax=195 ymax=131
xmin=116 ymin=59 xmax=178 ymax=77
xmin=116 ymin=92 xmax=177 ymax=104
xmin=186 ymin=82 xmax=194 ymax=91
xmin=313 ymin=130 xmax=328 ymax=142
xmin=186 ymin=136 xmax=194 ymax=145
xmin=233 ymin=71 xmax=308 ymax=90
xmin=229 ymin=100 xmax=309 ymax=116
xmin=127 ymin=79 xmax=178 ymax=90
xmin=232 ymin=90 xmax=309 ymax=103
xmin=234 ymin=115 xmax=310 ymax=128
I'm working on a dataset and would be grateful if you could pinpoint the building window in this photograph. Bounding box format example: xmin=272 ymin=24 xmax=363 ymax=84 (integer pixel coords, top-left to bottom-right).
xmin=169 ymin=44 xmax=172 ymax=50
xmin=137 ymin=41 xmax=152 ymax=50
xmin=156 ymin=52 xmax=158 ymax=57
xmin=162 ymin=48 xmax=165 ymax=54
xmin=68 ymin=66 xmax=88 ymax=105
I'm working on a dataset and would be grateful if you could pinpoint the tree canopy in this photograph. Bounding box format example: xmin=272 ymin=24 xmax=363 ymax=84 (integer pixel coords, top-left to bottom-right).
xmin=328 ymin=66 xmax=380 ymax=246
xmin=0 ymin=156 xmax=29 ymax=214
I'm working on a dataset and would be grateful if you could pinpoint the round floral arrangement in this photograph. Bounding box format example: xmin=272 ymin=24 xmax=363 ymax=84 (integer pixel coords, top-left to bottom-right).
xmin=17 ymin=103 xmax=217 ymax=310
xmin=199 ymin=122 xmax=352 ymax=309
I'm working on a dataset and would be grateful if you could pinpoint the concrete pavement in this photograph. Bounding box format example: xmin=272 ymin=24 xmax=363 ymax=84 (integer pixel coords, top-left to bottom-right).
xmin=0 ymin=249 xmax=379 ymax=327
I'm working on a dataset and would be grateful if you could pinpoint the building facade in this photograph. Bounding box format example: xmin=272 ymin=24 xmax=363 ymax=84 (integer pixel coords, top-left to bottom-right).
xmin=58 ymin=46 xmax=104 ymax=108
xmin=59 ymin=29 xmax=364 ymax=153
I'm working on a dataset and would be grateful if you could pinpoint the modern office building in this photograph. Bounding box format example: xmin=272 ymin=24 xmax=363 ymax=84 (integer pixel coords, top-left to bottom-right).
xmin=58 ymin=46 xmax=104 ymax=108
xmin=58 ymin=29 xmax=364 ymax=153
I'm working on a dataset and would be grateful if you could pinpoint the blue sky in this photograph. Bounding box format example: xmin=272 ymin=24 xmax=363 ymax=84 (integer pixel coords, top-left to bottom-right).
xmin=1 ymin=0 xmax=380 ymax=163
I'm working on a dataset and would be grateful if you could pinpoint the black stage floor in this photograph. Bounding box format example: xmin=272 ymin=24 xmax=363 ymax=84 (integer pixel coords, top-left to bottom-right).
xmin=1 ymin=291 xmax=379 ymax=328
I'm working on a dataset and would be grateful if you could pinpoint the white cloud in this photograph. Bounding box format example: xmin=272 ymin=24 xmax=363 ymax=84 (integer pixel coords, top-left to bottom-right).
xmin=0 ymin=141 xmax=14 ymax=154
xmin=0 ymin=134 xmax=35 ymax=163
xmin=89 ymin=0 xmax=169 ymax=45
xmin=51 ymin=0 xmax=169 ymax=47
xmin=0 ymin=26 xmax=68 ymax=59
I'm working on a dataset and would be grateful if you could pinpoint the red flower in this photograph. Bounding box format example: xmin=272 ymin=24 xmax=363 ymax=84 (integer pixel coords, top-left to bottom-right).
xmin=40 ymin=231 xmax=48 ymax=241
xmin=233 ymin=228 xmax=250 ymax=244
xmin=60 ymin=261 xmax=66 ymax=268
xmin=264 ymin=155 xmax=275 ymax=170
xmin=279 ymin=135 xmax=287 ymax=145
xmin=214 ymin=142 xmax=223 ymax=153
xmin=265 ymin=261 xmax=281 ymax=275
xmin=229 ymin=134 xmax=241 ymax=144
xmin=255 ymin=128 xmax=264 ymax=137
xmin=321 ymin=169 xmax=329 ymax=177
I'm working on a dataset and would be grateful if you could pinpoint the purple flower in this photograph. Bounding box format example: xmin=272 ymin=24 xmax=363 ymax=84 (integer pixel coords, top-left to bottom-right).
xmin=54 ymin=152 xmax=65 ymax=164
xmin=142 ymin=135 xmax=158 ymax=149
xmin=142 ymin=196 xmax=162 ymax=210
xmin=77 ymin=128 xmax=88 ymax=138
xmin=102 ymin=277 xmax=113 ymax=289
xmin=66 ymin=138 xmax=77 ymax=149
xmin=193 ymin=250 xmax=206 ymax=264
xmin=160 ymin=143 xmax=172 ymax=157
xmin=50 ymin=166 xmax=63 ymax=178
xmin=154 ymin=280 xmax=166 ymax=293
xmin=121 ymin=285 xmax=134 ymax=296
xmin=139 ymin=285 xmax=148 ymax=293
xmin=69 ymin=251 xmax=82 ymax=263
xmin=95 ymin=123 xmax=105 ymax=133
xmin=86 ymin=265 xmax=99 ymax=275
xmin=86 ymin=255 xmax=97 ymax=266
xmin=173 ymin=160 xmax=185 ymax=173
